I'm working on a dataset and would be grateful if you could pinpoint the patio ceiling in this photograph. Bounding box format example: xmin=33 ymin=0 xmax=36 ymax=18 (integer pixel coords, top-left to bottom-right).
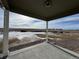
xmin=1 ymin=0 xmax=79 ymax=21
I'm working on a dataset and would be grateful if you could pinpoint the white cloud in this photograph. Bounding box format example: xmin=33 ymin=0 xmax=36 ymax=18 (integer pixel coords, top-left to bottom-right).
xmin=32 ymin=21 xmax=46 ymax=29
xmin=0 ymin=8 xmax=79 ymax=29
xmin=9 ymin=12 xmax=43 ymax=28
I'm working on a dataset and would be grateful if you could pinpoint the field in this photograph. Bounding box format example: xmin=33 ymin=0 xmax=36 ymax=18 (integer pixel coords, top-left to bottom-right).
xmin=0 ymin=32 xmax=45 ymax=52
xmin=1 ymin=31 xmax=79 ymax=54
xmin=36 ymin=32 xmax=79 ymax=53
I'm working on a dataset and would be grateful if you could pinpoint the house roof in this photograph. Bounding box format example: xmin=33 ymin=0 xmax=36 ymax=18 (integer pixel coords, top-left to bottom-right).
xmin=1 ymin=0 xmax=79 ymax=21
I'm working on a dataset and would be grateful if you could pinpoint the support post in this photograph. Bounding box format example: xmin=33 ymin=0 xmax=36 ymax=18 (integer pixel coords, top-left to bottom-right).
xmin=46 ymin=21 xmax=48 ymax=42
xmin=3 ymin=9 xmax=9 ymax=58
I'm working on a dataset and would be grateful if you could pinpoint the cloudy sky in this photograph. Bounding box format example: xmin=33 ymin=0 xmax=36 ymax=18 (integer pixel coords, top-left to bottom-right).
xmin=0 ymin=8 xmax=79 ymax=30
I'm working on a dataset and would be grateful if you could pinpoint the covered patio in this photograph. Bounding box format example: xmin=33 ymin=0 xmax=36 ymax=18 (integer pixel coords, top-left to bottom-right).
xmin=0 ymin=0 xmax=79 ymax=59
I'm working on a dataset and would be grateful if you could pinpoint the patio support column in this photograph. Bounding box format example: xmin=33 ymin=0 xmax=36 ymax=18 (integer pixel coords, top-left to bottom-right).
xmin=46 ymin=21 xmax=48 ymax=42
xmin=3 ymin=8 xmax=9 ymax=58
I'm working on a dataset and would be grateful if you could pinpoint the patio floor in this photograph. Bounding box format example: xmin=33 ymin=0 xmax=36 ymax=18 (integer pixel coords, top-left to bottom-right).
xmin=7 ymin=42 xmax=78 ymax=59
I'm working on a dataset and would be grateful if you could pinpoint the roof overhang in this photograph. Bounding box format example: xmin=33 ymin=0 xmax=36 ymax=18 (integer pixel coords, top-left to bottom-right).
xmin=1 ymin=0 xmax=79 ymax=21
